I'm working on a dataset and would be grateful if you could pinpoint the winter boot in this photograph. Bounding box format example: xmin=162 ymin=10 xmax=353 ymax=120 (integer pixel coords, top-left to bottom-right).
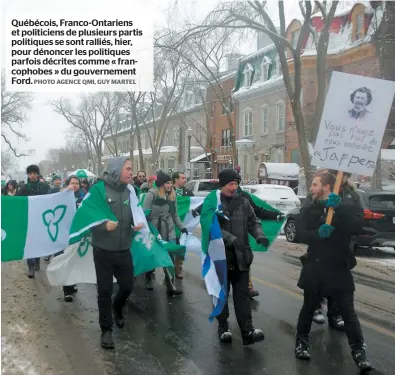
xmin=145 ymin=271 xmax=155 ymax=290
xmin=27 ymin=268 xmax=34 ymax=279
xmin=312 ymin=309 xmax=325 ymax=324
xmin=64 ymin=295 xmax=74 ymax=302
xmin=295 ymin=337 xmax=311 ymax=360
xmin=352 ymin=348 xmax=372 ymax=372
xmin=113 ymin=303 xmax=125 ymax=328
xmin=218 ymin=320 xmax=232 ymax=343
xmin=175 ymin=257 xmax=184 ymax=279
xmin=34 ymin=258 xmax=40 ymax=271
xmin=164 ymin=268 xmax=182 ymax=296
xmin=100 ymin=331 xmax=114 ymax=349
xmin=248 ymin=290 xmax=259 ymax=298
xmin=242 ymin=328 xmax=265 ymax=346
xmin=328 ymin=315 xmax=345 ymax=331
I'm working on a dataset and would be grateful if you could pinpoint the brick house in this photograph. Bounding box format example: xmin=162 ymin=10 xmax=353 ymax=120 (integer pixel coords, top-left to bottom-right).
xmin=232 ymin=40 xmax=286 ymax=182
xmin=284 ymin=2 xmax=385 ymax=164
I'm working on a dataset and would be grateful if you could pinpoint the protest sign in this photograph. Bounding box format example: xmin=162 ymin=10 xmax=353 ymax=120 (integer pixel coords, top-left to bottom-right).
xmin=312 ymin=71 xmax=395 ymax=177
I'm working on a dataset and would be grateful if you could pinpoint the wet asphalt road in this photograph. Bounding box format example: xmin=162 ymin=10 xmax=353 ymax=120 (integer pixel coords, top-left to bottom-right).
xmin=40 ymin=239 xmax=395 ymax=375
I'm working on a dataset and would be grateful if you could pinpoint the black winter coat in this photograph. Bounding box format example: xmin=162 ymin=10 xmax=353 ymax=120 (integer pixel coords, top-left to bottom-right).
xmin=297 ymin=200 xmax=362 ymax=295
xmin=219 ymin=192 xmax=267 ymax=272
xmin=17 ymin=180 xmax=50 ymax=196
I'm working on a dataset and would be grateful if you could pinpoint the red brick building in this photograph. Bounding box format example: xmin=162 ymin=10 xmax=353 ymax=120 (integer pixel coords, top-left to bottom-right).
xmin=284 ymin=2 xmax=391 ymax=164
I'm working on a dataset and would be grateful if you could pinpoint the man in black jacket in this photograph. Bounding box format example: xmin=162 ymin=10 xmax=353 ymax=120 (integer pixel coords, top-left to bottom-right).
xmin=91 ymin=157 xmax=142 ymax=349
xmin=295 ymin=172 xmax=371 ymax=372
xmin=17 ymin=165 xmax=50 ymax=278
xmin=240 ymin=188 xmax=285 ymax=298
xmin=215 ymin=169 xmax=268 ymax=345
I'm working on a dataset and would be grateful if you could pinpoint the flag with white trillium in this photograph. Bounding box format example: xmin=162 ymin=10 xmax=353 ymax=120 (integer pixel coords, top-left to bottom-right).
xmin=1 ymin=190 xmax=76 ymax=262
xmin=47 ymin=181 xmax=182 ymax=286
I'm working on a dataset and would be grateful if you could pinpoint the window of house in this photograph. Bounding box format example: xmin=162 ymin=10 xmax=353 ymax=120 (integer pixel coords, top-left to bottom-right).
xmin=275 ymin=56 xmax=280 ymax=76
xmin=291 ymin=29 xmax=301 ymax=48
xmin=261 ymin=62 xmax=269 ymax=81
xmin=160 ymin=159 xmax=165 ymax=169
xmin=173 ymin=127 xmax=179 ymax=147
xmin=261 ymin=106 xmax=268 ymax=135
xmin=355 ymin=15 xmax=364 ymax=40
xmin=209 ymin=101 xmax=214 ymax=117
xmin=222 ymin=97 xmax=234 ymax=115
xmin=244 ymin=110 xmax=253 ymax=136
xmin=168 ymin=158 xmax=175 ymax=172
xmin=276 ymin=102 xmax=285 ymax=132
xmin=274 ymin=148 xmax=284 ymax=163
xmin=243 ymin=64 xmax=253 ymax=87
xmin=221 ymin=129 xmax=231 ymax=147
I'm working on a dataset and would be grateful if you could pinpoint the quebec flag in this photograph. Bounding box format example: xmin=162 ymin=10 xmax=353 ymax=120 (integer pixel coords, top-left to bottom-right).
xmin=200 ymin=190 xmax=228 ymax=321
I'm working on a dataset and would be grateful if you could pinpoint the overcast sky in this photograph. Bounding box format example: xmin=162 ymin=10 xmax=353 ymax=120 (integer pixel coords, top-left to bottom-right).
xmin=2 ymin=0 xmax=302 ymax=173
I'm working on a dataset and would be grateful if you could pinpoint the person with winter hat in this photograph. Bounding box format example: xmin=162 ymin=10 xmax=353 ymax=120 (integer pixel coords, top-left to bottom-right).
xmin=140 ymin=175 xmax=156 ymax=193
xmin=17 ymin=165 xmax=50 ymax=278
xmin=143 ymin=170 xmax=187 ymax=295
xmin=213 ymin=168 xmax=267 ymax=345
xmin=50 ymin=175 xmax=63 ymax=193
xmin=2 ymin=180 xmax=18 ymax=196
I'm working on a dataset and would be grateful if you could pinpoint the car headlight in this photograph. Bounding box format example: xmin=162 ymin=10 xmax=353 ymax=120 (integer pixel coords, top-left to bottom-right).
xmin=295 ymin=202 xmax=300 ymax=207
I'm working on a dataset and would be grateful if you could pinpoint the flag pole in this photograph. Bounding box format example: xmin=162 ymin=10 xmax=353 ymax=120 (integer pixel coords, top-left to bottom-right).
xmin=325 ymin=171 xmax=343 ymax=225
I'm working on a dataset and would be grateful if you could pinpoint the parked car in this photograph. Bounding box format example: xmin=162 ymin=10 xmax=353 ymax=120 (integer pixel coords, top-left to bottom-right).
xmin=240 ymin=184 xmax=301 ymax=215
xmin=185 ymin=179 xmax=221 ymax=197
xmin=284 ymin=190 xmax=395 ymax=250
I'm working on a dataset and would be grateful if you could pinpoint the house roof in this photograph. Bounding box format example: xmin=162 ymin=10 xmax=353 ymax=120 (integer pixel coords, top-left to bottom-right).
xmin=234 ymin=43 xmax=282 ymax=95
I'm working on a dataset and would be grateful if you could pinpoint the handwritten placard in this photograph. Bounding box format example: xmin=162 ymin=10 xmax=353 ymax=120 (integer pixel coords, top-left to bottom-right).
xmin=311 ymin=71 xmax=395 ymax=176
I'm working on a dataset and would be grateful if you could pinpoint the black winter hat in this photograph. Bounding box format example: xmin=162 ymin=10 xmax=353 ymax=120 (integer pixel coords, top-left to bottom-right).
xmin=219 ymin=168 xmax=241 ymax=187
xmin=156 ymin=171 xmax=172 ymax=187
xmin=26 ymin=164 xmax=40 ymax=174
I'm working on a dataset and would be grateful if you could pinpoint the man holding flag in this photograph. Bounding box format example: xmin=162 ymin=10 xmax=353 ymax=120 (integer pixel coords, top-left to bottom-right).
xmin=201 ymin=168 xmax=268 ymax=345
xmin=74 ymin=157 xmax=142 ymax=350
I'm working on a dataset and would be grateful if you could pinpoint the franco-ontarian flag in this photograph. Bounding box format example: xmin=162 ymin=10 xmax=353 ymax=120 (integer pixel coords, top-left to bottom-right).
xmin=1 ymin=190 xmax=76 ymax=262
xmin=47 ymin=181 xmax=181 ymax=286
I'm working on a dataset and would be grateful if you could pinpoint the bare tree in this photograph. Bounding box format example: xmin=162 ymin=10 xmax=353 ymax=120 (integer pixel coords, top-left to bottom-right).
xmin=369 ymin=1 xmax=395 ymax=189
xmin=163 ymin=27 xmax=239 ymax=164
xmin=171 ymin=0 xmax=339 ymax=185
xmin=1 ymin=149 xmax=17 ymax=173
xmin=141 ymin=38 xmax=191 ymax=170
xmin=52 ymin=92 xmax=122 ymax=173
xmin=1 ymin=74 xmax=34 ymax=157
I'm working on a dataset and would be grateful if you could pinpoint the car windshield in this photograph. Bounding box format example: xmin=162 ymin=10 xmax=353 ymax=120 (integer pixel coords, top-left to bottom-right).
xmin=198 ymin=181 xmax=221 ymax=191
xmin=368 ymin=195 xmax=395 ymax=209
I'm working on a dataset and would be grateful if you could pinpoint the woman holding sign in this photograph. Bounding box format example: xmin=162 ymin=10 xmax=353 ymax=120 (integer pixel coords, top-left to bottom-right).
xmin=295 ymin=172 xmax=372 ymax=372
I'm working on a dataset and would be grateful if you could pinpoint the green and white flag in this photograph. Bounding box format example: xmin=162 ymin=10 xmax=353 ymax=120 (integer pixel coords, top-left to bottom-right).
xmin=1 ymin=191 xmax=76 ymax=262
xmin=47 ymin=181 xmax=182 ymax=286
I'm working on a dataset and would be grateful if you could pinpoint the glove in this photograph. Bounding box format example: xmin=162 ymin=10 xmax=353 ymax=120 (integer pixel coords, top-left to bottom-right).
xmin=181 ymin=228 xmax=188 ymax=235
xmin=326 ymin=193 xmax=341 ymax=208
xmin=257 ymin=237 xmax=269 ymax=248
xmin=319 ymin=224 xmax=335 ymax=238
xmin=277 ymin=213 xmax=285 ymax=222
xmin=192 ymin=209 xmax=199 ymax=218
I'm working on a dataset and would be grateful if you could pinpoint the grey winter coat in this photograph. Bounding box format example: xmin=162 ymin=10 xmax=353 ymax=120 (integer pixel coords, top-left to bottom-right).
xmin=91 ymin=157 xmax=134 ymax=251
xmin=143 ymin=187 xmax=185 ymax=241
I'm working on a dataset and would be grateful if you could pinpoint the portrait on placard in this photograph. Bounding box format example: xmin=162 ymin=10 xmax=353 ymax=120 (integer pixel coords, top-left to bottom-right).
xmin=348 ymin=86 xmax=373 ymax=121
xmin=311 ymin=71 xmax=395 ymax=177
